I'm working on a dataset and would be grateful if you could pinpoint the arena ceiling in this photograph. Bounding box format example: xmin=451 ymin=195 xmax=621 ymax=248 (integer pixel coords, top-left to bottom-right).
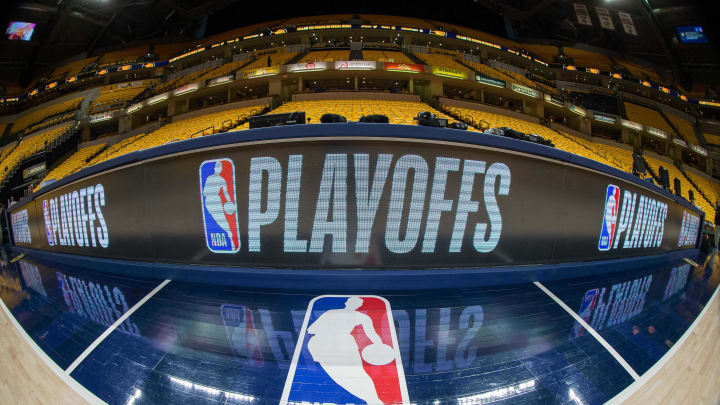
xmin=0 ymin=0 xmax=717 ymax=90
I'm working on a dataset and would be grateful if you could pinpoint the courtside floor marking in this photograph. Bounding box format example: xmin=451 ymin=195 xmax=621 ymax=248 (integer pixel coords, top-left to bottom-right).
xmin=534 ymin=281 xmax=641 ymax=381
xmin=605 ymin=282 xmax=720 ymax=404
xmin=65 ymin=279 xmax=171 ymax=374
xmin=0 ymin=294 xmax=106 ymax=404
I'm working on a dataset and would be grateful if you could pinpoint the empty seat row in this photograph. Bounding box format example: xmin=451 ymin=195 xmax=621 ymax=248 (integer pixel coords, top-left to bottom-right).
xmin=271 ymin=99 xmax=465 ymax=128
xmin=36 ymin=143 xmax=107 ymax=188
xmin=643 ymin=155 xmax=714 ymax=220
xmin=88 ymin=105 xmax=267 ymax=166
xmin=299 ymin=50 xmax=350 ymax=63
xmin=624 ymin=102 xmax=676 ymax=136
xmin=361 ymin=50 xmax=414 ymax=64
xmin=1 ymin=122 xmax=76 ymax=183
xmin=12 ymin=97 xmax=83 ymax=134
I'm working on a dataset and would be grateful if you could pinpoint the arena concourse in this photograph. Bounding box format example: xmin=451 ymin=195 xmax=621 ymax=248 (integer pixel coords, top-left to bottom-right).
xmin=0 ymin=3 xmax=719 ymax=404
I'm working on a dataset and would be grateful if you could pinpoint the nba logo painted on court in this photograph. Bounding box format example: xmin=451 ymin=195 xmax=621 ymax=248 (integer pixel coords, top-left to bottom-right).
xmin=598 ymin=185 xmax=620 ymax=251
xmin=281 ymin=295 xmax=409 ymax=405
xmin=199 ymin=158 xmax=240 ymax=253
xmin=42 ymin=200 xmax=55 ymax=246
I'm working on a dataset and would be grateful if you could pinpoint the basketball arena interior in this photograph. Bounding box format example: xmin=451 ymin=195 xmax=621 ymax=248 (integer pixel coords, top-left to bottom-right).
xmin=0 ymin=1 xmax=719 ymax=404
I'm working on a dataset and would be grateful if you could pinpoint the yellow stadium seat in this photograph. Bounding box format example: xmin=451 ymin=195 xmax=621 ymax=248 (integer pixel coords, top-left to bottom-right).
xmin=413 ymin=51 xmax=466 ymax=71
xmin=1 ymin=123 xmax=76 ymax=184
xmin=269 ymin=99 xmax=474 ymax=131
xmin=624 ymin=102 xmax=675 ymax=136
xmin=643 ymin=155 xmax=715 ymax=220
xmin=664 ymin=113 xmax=698 ymax=145
xmin=91 ymin=83 xmax=154 ymax=112
xmin=12 ymin=97 xmax=83 ymax=134
xmin=443 ymin=104 xmax=632 ymax=171
xmin=35 ymin=143 xmax=107 ymax=189
xmin=300 ymin=50 xmax=350 ymax=63
xmin=704 ymin=133 xmax=720 ymax=147
xmin=88 ymin=105 xmax=268 ymax=165
xmin=361 ymin=50 xmax=414 ymax=64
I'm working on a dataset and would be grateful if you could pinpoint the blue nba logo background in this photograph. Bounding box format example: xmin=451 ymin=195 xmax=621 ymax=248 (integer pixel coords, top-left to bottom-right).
xmin=42 ymin=200 xmax=54 ymax=246
xmin=598 ymin=185 xmax=620 ymax=251
xmin=199 ymin=158 xmax=240 ymax=253
xmin=281 ymin=295 xmax=409 ymax=405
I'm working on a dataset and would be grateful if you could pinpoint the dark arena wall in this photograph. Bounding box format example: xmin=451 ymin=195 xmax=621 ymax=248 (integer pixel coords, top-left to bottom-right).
xmin=9 ymin=124 xmax=702 ymax=274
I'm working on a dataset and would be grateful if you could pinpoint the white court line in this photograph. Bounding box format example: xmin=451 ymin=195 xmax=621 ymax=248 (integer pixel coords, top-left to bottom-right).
xmin=534 ymin=281 xmax=641 ymax=380
xmin=0 ymin=295 xmax=106 ymax=405
xmin=65 ymin=279 xmax=171 ymax=374
xmin=605 ymin=282 xmax=720 ymax=404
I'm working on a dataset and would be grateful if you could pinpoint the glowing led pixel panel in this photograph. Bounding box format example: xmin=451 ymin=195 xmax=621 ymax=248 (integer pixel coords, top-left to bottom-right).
xmin=6 ymin=21 xmax=36 ymax=41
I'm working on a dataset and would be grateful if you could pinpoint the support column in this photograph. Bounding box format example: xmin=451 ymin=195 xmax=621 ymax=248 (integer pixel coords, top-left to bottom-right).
xmin=81 ymin=125 xmax=91 ymax=142
xmin=705 ymin=157 xmax=713 ymax=177
xmin=354 ymin=76 xmax=358 ymax=90
xmin=269 ymin=78 xmax=281 ymax=96
xmin=429 ymin=78 xmax=443 ymax=97
xmin=118 ymin=115 xmax=132 ymax=134
xmin=521 ymin=98 xmax=538 ymax=117
xmin=578 ymin=117 xmax=592 ymax=136
xmin=408 ymin=78 xmax=414 ymax=93
xmin=298 ymin=76 xmax=303 ymax=92
xmin=535 ymin=98 xmax=544 ymax=119
xmin=621 ymin=127 xmax=632 ymax=144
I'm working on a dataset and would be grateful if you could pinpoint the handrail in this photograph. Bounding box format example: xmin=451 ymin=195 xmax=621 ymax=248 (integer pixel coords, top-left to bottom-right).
xmin=190 ymin=126 xmax=214 ymax=139
xmin=221 ymin=119 xmax=232 ymax=132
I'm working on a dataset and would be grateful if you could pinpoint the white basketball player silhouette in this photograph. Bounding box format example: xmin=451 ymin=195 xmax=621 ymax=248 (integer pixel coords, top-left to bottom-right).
xmin=203 ymin=161 xmax=236 ymax=240
xmin=307 ymin=297 xmax=393 ymax=404
xmin=605 ymin=194 xmax=617 ymax=230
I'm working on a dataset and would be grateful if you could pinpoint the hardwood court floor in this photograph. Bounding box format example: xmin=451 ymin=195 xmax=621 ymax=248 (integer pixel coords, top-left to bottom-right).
xmin=0 ymin=304 xmax=90 ymax=405
xmin=0 ymin=284 xmax=718 ymax=404
xmin=623 ymin=282 xmax=720 ymax=404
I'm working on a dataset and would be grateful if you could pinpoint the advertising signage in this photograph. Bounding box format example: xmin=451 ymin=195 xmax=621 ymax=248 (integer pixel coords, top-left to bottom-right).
xmin=174 ymin=83 xmax=199 ymax=96
xmin=569 ymin=104 xmax=587 ymax=117
xmin=334 ymin=61 xmax=377 ymax=71
xmin=287 ymin=62 xmax=328 ymax=73
xmin=208 ymin=75 xmax=234 ymax=87
xmin=673 ymin=138 xmax=688 ymax=147
xmin=245 ymin=66 xmax=280 ymax=78
xmin=475 ymin=75 xmax=506 ymax=88
xmin=646 ymin=126 xmax=668 ymax=139
xmin=510 ymin=83 xmax=539 ymax=98
xmin=543 ymin=94 xmax=564 ymax=107
xmin=621 ymin=119 xmax=643 ymax=131
xmin=12 ymin=130 xmax=701 ymax=268
xmin=89 ymin=111 xmax=114 ymax=123
xmin=690 ymin=144 xmax=707 ymax=156
xmin=593 ymin=113 xmax=617 ymax=124
xmin=384 ymin=63 xmax=424 ymax=73
xmin=431 ymin=66 xmax=467 ymax=80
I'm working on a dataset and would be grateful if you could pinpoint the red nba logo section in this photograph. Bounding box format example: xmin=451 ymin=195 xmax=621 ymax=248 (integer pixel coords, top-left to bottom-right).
xmin=217 ymin=160 xmax=240 ymax=250
xmin=350 ymin=297 xmax=403 ymax=404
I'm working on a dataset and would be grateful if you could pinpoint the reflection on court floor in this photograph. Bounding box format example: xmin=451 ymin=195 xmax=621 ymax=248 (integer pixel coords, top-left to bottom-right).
xmin=0 ymin=251 xmax=717 ymax=404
